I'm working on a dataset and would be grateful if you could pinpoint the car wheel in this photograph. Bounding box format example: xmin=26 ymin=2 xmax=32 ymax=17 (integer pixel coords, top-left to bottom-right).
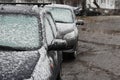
xmin=70 ymin=41 xmax=78 ymax=60
xmin=62 ymin=52 xmax=76 ymax=60
xmin=70 ymin=51 xmax=77 ymax=60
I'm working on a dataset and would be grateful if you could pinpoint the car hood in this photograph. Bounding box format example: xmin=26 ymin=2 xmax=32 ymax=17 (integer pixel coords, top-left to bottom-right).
xmin=0 ymin=50 xmax=40 ymax=80
xmin=56 ymin=23 xmax=75 ymax=35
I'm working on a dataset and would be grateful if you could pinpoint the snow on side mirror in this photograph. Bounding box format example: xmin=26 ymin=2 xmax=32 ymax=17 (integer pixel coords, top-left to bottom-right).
xmin=48 ymin=39 xmax=67 ymax=51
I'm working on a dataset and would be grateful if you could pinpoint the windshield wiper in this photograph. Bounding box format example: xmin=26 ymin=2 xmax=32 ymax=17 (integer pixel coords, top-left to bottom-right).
xmin=55 ymin=20 xmax=72 ymax=23
xmin=0 ymin=45 xmax=26 ymax=51
xmin=55 ymin=21 xmax=66 ymax=23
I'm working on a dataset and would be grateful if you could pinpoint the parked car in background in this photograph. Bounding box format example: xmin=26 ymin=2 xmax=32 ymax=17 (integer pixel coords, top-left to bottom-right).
xmin=0 ymin=4 xmax=67 ymax=80
xmin=73 ymin=6 xmax=83 ymax=16
xmin=75 ymin=8 xmax=101 ymax=16
xmin=45 ymin=4 xmax=83 ymax=59
xmin=85 ymin=8 xmax=101 ymax=16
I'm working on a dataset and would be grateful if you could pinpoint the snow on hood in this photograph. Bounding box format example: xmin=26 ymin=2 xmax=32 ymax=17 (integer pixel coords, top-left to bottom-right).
xmin=31 ymin=47 xmax=52 ymax=80
xmin=0 ymin=50 xmax=39 ymax=80
xmin=56 ymin=23 xmax=75 ymax=35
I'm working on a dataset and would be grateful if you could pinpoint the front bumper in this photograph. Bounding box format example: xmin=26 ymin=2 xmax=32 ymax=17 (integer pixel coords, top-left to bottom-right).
xmin=63 ymin=29 xmax=78 ymax=50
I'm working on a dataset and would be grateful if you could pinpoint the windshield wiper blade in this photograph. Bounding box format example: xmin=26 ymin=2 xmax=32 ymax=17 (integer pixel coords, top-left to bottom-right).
xmin=55 ymin=21 xmax=66 ymax=23
xmin=0 ymin=45 xmax=26 ymax=51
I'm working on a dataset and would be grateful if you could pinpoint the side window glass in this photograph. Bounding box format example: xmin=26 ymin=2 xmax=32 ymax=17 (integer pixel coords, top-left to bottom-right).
xmin=47 ymin=14 xmax=57 ymax=37
xmin=44 ymin=18 xmax=54 ymax=45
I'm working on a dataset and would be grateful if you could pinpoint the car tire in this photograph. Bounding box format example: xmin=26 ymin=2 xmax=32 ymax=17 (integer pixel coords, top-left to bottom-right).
xmin=69 ymin=41 xmax=78 ymax=60
xmin=70 ymin=41 xmax=78 ymax=60
xmin=70 ymin=51 xmax=77 ymax=60
xmin=81 ymin=22 xmax=84 ymax=25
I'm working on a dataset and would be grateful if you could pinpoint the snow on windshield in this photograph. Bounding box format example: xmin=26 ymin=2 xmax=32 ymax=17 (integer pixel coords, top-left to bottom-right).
xmin=0 ymin=14 xmax=40 ymax=49
xmin=50 ymin=8 xmax=74 ymax=23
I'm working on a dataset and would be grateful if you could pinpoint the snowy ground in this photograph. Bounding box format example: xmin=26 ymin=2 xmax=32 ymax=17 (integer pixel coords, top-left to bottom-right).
xmin=62 ymin=16 xmax=120 ymax=80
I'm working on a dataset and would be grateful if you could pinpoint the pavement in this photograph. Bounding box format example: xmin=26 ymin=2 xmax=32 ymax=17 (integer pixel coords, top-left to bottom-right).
xmin=62 ymin=16 xmax=120 ymax=80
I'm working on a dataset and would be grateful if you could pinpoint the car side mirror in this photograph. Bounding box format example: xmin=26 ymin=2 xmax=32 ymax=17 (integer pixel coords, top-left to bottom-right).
xmin=76 ymin=19 xmax=84 ymax=25
xmin=48 ymin=39 xmax=67 ymax=51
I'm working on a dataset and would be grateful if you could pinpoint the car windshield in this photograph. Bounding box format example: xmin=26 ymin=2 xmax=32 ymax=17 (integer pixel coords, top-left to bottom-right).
xmin=49 ymin=7 xmax=74 ymax=23
xmin=0 ymin=14 xmax=41 ymax=50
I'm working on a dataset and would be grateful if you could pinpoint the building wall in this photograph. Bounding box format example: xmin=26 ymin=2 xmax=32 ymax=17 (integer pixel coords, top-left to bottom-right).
xmin=0 ymin=0 xmax=56 ymax=3
xmin=115 ymin=0 xmax=120 ymax=9
xmin=62 ymin=0 xmax=82 ymax=7
xmin=16 ymin=0 xmax=37 ymax=2
xmin=86 ymin=0 xmax=115 ymax=9
xmin=100 ymin=0 xmax=115 ymax=9
xmin=0 ymin=0 xmax=15 ymax=2
xmin=86 ymin=0 xmax=96 ymax=8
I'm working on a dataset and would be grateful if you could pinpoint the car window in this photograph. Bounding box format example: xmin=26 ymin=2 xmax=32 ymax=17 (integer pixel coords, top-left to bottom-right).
xmin=47 ymin=14 xmax=57 ymax=37
xmin=0 ymin=14 xmax=41 ymax=50
xmin=49 ymin=7 xmax=74 ymax=23
xmin=44 ymin=17 xmax=54 ymax=45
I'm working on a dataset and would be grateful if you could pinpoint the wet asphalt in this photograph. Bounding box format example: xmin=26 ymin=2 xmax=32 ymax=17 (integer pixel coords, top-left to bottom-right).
xmin=62 ymin=16 xmax=120 ymax=80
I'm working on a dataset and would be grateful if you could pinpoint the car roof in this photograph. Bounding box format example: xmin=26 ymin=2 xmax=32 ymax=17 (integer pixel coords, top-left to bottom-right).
xmin=0 ymin=4 xmax=40 ymax=15
xmin=45 ymin=4 xmax=73 ymax=10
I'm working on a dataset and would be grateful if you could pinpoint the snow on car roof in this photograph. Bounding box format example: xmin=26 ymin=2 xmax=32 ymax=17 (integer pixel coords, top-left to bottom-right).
xmin=0 ymin=5 xmax=40 ymax=15
xmin=45 ymin=4 xmax=73 ymax=10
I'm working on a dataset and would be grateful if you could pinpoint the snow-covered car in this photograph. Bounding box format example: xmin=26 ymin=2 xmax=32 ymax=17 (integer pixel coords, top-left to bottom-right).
xmin=0 ymin=4 xmax=67 ymax=80
xmin=73 ymin=6 xmax=83 ymax=16
xmin=45 ymin=4 xmax=82 ymax=59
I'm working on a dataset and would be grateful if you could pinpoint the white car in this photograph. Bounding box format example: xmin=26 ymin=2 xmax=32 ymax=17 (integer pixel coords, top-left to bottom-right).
xmin=0 ymin=4 xmax=67 ymax=80
xmin=45 ymin=4 xmax=83 ymax=59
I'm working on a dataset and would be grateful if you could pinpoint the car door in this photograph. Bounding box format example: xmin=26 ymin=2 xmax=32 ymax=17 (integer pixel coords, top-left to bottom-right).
xmin=44 ymin=14 xmax=61 ymax=79
xmin=46 ymin=13 xmax=62 ymax=63
xmin=46 ymin=13 xmax=63 ymax=75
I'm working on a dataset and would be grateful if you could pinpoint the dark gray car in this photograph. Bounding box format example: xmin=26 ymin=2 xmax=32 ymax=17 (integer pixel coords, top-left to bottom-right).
xmin=45 ymin=4 xmax=83 ymax=59
xmin=0 ymin=4 xmax=66 ymax=80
